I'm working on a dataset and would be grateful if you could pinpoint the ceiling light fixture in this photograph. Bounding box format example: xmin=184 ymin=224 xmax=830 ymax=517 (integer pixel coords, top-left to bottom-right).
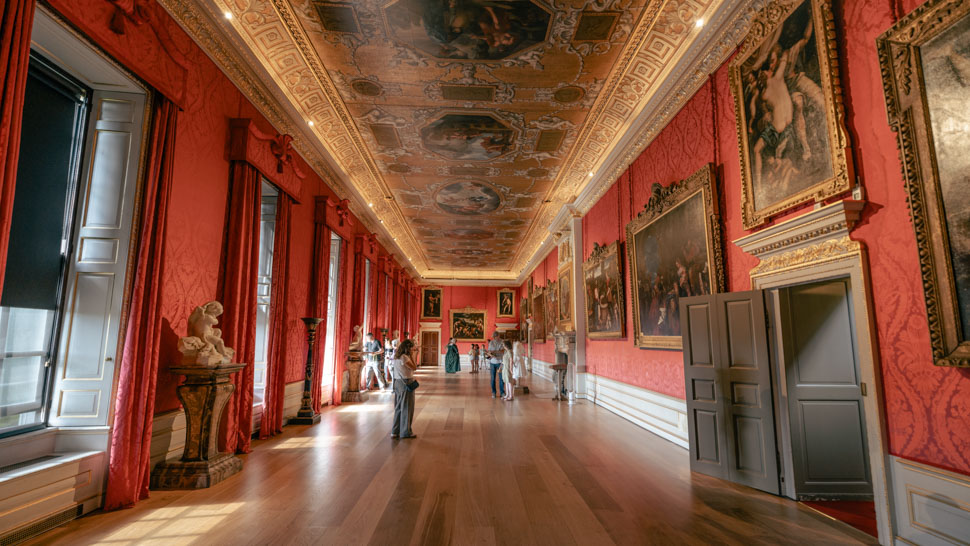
xmin=695 ymin=18 xmax=704 ymax=28
xmin=368 ymin=202 xmax=373 ymax=207
xmin=588 ymin=171 xmax=594 ymax=177
xmin=307 ymin=120 xmax=315 ymax=127
xmin=224 ymin=11 xmax=232 ymax=19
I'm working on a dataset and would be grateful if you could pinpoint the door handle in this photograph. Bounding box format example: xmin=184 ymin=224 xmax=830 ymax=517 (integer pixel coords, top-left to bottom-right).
xmin=860 ymin=382 xmax=867 ymax=396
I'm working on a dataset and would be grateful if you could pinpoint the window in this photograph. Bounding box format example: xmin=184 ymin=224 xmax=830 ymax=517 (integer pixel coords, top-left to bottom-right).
xmin=253 ymin=182 xmax=279 ymax=406
xmin=0 ymin=56 xmax=89 ymax=436
xmin=321 ymin=233 xmax=342 ymax=394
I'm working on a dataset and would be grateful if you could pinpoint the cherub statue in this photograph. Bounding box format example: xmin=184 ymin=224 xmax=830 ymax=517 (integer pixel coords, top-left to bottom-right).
xmin=348 ymin=325 xmax=363 ymax=352
xmin=178 ymin=301 xmax=235 ymax=366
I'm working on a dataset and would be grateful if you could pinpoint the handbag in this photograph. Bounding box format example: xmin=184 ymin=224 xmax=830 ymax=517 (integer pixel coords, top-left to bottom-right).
xmin=407 ymin=379 xmax=420 ymax=391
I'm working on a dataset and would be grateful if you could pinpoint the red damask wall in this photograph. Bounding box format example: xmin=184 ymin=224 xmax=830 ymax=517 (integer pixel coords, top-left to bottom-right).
xmin=524 ymin=0 xmax=970 ymax=475
xmin=430 ymin=285 xmax=520 ymax=355
xmin=44 ymin=0 xmax=416 ymax=413
xmin=525 ymin=247 xmax=558 ymax=365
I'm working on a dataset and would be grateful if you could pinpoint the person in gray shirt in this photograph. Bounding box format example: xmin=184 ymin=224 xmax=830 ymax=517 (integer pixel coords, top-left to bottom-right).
xmin=362 ymin=333 xmax=385 ymax=391
xmin=485 ymin=331 xmax=506 ymax=398
xmin=390 ymin=339 xmax=417 ymax=439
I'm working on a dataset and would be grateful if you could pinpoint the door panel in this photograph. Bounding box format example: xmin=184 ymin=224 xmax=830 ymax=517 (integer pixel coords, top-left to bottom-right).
xmin=716 ymin=290 xmax=779 ymax=495
xmin=781 ymin=278 xmax=872 ymax=498
xmin=681 ymin=297 xmax=728 ymax=480
xmin=420 ymin=331 xmax=438 ymax=366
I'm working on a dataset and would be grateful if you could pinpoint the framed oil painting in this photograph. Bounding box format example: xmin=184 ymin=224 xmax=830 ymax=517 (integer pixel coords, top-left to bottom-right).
xmin=420 ymin=286 xmax=442 ymax=320
xmin=583 ymin=241 xmax=626 ymax=339
xmin=879 ymin=0 xmax=970 ymax=367
xmin=519 ymin=296 xmax=528 ymax=333
xmin=497 ymin=288 xmax=515 ymax=318
xmin=544 ymin=281 xmax=557 ymax=339
xmin=557 ymin=267 xmax=573 ymax=331
xmin=450 ymin=307 xmax=487 ymax=342
xmin=532 ymin=287 xmax=546 ymax=342
xmin=730 ymin=0 xmax=853 ymax=229
xmin=625 ymin=164 xmax=724 ymax=350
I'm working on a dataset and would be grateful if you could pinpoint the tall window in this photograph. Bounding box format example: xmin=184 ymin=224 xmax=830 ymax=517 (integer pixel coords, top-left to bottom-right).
xmin=362 ymin=259 xmax=372 ymax=335
xmin=253 ymin=182 xmax=278 ymax=406
xmin=0 ymin=57 xmax=89 ymax=436
xmin=321 ymin=233 xmax=342 ymax=394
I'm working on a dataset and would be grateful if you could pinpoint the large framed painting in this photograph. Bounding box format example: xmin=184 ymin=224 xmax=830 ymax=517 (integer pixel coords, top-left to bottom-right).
xmin=626 ymin=164 xmax=724 ymax=350
xmin=557 ymin=267 xmax=573 ymax=331
xmin=730 ymin=0 xmax=853 ymax=229
xmin=583 ymin=241 xmax=626 ymax=339
xmin=532 ymin=287 xmax=546 ymax=342
xmin=497 ymin=288 xmax=515 ymax=318
xmin=450 ymin=307 xmax=487 ymax=342
xmin=519 ymin=296 xmax=528 ymax=333
xmin=879 ymin=0 xmax=970 ymax=367
xmin=420 ymin=286 xmax=442 ymax=320
xmin=544 ymin=280 xmax=557 ymax=339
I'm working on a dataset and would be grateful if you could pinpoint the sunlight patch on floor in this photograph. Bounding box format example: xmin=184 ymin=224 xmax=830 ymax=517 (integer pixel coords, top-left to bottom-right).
xmin=90 ymin=502 xmax=245 ymax=545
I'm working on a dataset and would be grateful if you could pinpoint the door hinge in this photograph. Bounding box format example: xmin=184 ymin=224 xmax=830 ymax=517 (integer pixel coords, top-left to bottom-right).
xmin=861 ymin=382 xmax=867 ymax=396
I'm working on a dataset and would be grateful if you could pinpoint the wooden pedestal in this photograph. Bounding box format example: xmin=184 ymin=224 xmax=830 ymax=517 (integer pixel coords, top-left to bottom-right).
xmin=151 ymin=363 xmax=245 ymax=490
xmin=342 ymin=352 xmax=368 ymax=403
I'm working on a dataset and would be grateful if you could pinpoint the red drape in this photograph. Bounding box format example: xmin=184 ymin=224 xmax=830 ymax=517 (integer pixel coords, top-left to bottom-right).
xmin=309 ymin=222 xmax=331 ymax=413
xmin=218 ymin=161 xmax=260 ymax=454
xmin=259 ymin=196 xmax=291 ymax=439
xmin=104 ymin=96 xmax=177 ymax=510
xmin=351 ymin=252 xmax=366 ymax=335
xmin=332 ymin=239 xmax=355 ymax=405
xmin=0 ymin=0 xmax=35 ymax=298
xmin=367 ymin=262 xmax=379 ymax=336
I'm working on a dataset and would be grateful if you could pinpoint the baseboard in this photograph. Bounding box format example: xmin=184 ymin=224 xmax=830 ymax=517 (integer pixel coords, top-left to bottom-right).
xmin=150 ymin=409 xmax=186 ymax=468
xmin=0 ymin=451 xmax=104 ymax=539
xmin=889 ymin=456 xmax=970 ymax=545
xmin=528 ymin=363 xmax=689 ymax=450
xmin=282 ymin=381 xmax=303 ymax=423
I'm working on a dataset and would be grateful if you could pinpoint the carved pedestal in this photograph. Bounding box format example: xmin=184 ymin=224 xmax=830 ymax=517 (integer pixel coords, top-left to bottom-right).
xmin=151 ymin=364 xmax=245 ymax=490
xmin=290 ymin=317 xmax=323 ymax=425
xmin=552 ymin=330 xmax=576 ymax=401
xmin=342 ymin=351 xmax=368 ymax=403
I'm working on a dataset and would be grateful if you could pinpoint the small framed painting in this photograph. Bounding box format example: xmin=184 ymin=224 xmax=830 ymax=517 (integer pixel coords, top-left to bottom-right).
xmin=497 ymin=288 xmax=515 ymax=318
xmin=583 ymin=241 xmax=626 ymax=339
xmin=532 ymin=287 xmax=546 ymax=342
xmin=544 ymin=281 xmax=557 ymax=339
xmin=557 ymin=267 xmax=573 ymax=331
xmin=420 ymin=286 xmax=442 ymax=320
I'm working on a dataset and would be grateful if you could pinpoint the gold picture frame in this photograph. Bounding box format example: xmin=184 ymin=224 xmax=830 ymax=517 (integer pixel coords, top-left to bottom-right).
xmin=625 ymin=164 xmax=724 ymax=350
xmin=532 ymin=286 xmax=546 ymax=342
xmin=557 ymin=266 xmax=573 ymax=331
xmin=730 ymin=0 xmax=853 ymax=229
xmin=583 ymin=241 xmax=626 ymax=340
xmin=878 ymin=0 xmax=970 ymax=367
xmin=420 ymin=286 xmax=442 ymax=320
xmin=450 ymin=306 xmax=487 ymax=342
xmin=544 ymin=280 xmax=557 ymax=340
xmin=497 ymin=288 xmax=516 ymax=318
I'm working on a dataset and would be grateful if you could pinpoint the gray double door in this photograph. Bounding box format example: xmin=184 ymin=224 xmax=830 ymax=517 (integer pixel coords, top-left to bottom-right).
xmin=681 ymin=280 xmax=872 ymax=500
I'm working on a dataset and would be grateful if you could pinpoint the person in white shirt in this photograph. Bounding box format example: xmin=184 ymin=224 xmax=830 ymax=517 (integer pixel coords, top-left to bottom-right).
xmin=390 ymin=338 xmax=417 ymax=439
xmin=485 ymin=331 xmax=506 ymax=398
xmin=361 ymin=333 xmax=385 ymax=391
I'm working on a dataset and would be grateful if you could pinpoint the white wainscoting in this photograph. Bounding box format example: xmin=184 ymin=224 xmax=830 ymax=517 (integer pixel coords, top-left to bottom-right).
xmin=890 ymin=456 xmax=970 ymax=545
xmin=529 ymin=360 xmax=689 ymax=450
xmin=282 ymin=381 xmax=303 ymax=423
xmin=0 ymin=451 xmax=104 ymax=540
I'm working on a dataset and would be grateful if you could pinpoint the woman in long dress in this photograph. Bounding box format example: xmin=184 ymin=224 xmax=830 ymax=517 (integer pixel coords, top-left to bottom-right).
xmin=501 ymin=340 xmax=514 ymax=401
xmin=512 ymin=339 xmax=525 ymax=384
xmin=445 ymin=337 xmax=461 ymax=373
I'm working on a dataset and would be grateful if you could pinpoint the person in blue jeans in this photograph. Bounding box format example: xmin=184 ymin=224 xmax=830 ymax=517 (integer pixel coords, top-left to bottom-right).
xmin=485 ymin=331 xmax=506 ymax=398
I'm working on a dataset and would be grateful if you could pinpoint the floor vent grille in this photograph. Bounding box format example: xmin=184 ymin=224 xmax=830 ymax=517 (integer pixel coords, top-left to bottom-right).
xmin=0 ymin=505 xmax=82 ymax=545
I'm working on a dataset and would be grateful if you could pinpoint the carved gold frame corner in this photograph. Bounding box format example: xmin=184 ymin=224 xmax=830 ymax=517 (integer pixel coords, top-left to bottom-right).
xmin=878 ymin=0 xmax=970 ymax=367
xmin=730 ymin=0 xmax=854 ymax=229
xmin=496 ymin=288 xmax=516 ymax=318
xmin=626 ymin=164 xmax=724 ymax=350
xmin=582 ymin=241 xmax=627 ymax=340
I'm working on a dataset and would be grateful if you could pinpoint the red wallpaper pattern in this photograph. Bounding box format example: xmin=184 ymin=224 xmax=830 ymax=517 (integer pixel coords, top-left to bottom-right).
xmin=523 ymin=0 xmax=970 ymax=474
xmin=430 ymin=285 xmax=520 ymax=355
xmin=45 ymin=0 xmax=417 ymax=414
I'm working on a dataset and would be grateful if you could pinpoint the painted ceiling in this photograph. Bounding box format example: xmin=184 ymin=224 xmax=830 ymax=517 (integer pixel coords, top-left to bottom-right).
xmin=164 ymin=0 xmax=736 ymax=281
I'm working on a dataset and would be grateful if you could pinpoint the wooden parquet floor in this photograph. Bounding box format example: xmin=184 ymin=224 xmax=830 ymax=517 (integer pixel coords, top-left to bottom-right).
xmin=28 ymin=367 xmax=876 ymax=545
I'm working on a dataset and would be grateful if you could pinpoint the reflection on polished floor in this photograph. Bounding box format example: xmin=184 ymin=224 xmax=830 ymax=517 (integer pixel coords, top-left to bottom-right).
xmin=28 ymin=368 xmax=875 ymax=545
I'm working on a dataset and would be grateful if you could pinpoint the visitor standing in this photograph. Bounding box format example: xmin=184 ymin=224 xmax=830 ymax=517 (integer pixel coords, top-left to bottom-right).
xmin=501 ymin=340 xmax=514 ymax=401
xmin=362 ymin=333 xmax=385 ymax=391
xmin=512 ymin=339 xmax=526 ymax=386
xmin=469 ymin=344 xmax=479 ymax=373
xmin=445 ymin=337 xmax=460 ymax=373
xmin=390 ymin=339 xmax=417 ymax=439
xmin=384 ymin=330 xmax=400 ymax=385
xmin=486 ymin=331 xmax=506 ymax=398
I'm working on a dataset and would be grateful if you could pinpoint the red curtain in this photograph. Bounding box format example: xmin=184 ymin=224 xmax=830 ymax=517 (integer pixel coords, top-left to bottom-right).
xmin=309 ymin=222 xmax=331 ymax=413
xmin=332 ymin=240 xmax=355 ymax=405
xmin=351 ymin=252 xmax=366 ymax=335
xmin=104 ymin=96 xmax=177 ymax=510
xmin=0 ymin=0 xmax=35 ymax=298
xmin=218 ymin=161 xmax=260 ymax=454
xmin=367 ymin=262 xmax=379 ymax=336
xmin=259 ymin=196 xmax=291 ymax=439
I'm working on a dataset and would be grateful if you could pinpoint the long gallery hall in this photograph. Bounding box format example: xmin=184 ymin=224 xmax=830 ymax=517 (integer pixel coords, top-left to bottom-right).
xmin=0 ymin=0 xmax=968 ymax=545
